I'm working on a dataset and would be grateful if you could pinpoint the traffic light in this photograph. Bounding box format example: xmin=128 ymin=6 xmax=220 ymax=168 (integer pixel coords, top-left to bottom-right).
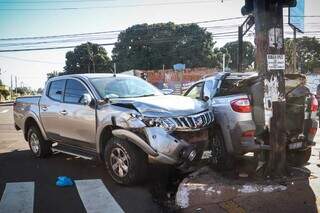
xmin=241 ymin=0 xmax=253 ymax=16
xmin=241 ymin=0 xmax=296 ymax=15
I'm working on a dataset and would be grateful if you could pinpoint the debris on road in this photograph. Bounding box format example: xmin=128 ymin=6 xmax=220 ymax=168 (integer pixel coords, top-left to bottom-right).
xmin=56 ymin=176 xmax=74 ymax=187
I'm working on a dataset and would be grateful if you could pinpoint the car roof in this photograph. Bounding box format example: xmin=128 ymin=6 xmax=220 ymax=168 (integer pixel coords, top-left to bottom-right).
xmin=204 ymin=72 xmax=258 ymax=81
xmin=48 ymin=73 xmax=136 ymax=81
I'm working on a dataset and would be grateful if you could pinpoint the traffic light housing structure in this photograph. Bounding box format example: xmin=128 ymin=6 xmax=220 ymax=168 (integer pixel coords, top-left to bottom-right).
xmin=241 ymin=0 xmax=297 ymax=15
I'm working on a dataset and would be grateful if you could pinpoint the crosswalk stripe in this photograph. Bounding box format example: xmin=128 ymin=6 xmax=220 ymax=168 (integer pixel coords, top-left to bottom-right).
xmin=75 ymin=179 xmax=124 ymax=213
xmin=0 ymin=182 xmax=34 ymax=213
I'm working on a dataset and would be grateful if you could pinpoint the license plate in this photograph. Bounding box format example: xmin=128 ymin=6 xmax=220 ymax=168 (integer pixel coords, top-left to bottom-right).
xmin=289 ymin=142 xmax=303 ymax=150
xmin=201 ymin=150 xmax=212 ymax=159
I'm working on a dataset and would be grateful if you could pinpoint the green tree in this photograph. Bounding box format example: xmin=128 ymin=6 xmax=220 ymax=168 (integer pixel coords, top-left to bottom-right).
xmin=223 ymin=41 xmax=255 ymax=71
xmin=0 ymin=88 xmax=9 ymax=99
xmin=285 ymin=37 xmax=320 ymax=73
xmin=64 ymin=42 xmax=112 ymax=74
xmin=211 ymin=47 xmax=231 ymax=70
xmin=112 ymin=23 xmax=216 ymax=71
xmin=47 ymin=70 xmax=61 ymax=80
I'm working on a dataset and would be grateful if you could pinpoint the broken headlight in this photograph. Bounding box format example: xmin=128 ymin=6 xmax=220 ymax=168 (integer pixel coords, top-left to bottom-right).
xmin=131 ymin=113 xmax=176 ymax=131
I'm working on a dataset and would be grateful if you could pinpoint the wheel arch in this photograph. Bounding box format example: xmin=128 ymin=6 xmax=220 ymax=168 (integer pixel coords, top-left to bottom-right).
xmin=24 ymin=116 xmax=47 ymax=141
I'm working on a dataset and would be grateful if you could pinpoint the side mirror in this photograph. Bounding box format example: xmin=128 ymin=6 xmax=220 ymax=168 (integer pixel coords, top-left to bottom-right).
xmin=203 ymin=96 xmax=209 ymax=102
xmin=82 ymin=93 xmax=93 ymax=105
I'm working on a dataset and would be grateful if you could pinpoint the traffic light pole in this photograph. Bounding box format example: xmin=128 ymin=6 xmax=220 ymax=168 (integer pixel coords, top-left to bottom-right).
xmin=253 ymin=0 xmax=287 ymax=177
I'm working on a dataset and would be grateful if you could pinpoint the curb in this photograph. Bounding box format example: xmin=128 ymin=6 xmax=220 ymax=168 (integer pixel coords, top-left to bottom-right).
xmin=0 ymin=102 xmax=14 ymax=106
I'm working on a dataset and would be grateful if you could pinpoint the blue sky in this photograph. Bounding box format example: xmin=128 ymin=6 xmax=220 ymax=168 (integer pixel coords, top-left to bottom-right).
xmin=0 ymin=0 xmax=319 ymax=89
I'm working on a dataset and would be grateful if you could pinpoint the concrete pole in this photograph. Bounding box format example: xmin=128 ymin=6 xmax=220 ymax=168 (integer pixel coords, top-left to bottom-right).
xmin=253 ymin=0 xmax=287 ymax=177
xmin=223 ymin=54 xmax=226 ymax=72
xmin=293 ymin=28 xmax=297 ymax=73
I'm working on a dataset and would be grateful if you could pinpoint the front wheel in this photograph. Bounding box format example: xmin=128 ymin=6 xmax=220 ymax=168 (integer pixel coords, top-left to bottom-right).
xmin=287 ymin=148 xmax=312 ymax=167
xmin=27 ymin=126 xmax=51 ymax=158
xmin=104 ymin=137 xmax=147 ymax=185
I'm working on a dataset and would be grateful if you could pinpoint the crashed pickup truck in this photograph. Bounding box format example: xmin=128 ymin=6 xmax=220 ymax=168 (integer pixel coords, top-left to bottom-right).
xmin=13 ymin=74 xmax=214 ymax=185
xmin=185 ymin=72 xmax=318 ymax=168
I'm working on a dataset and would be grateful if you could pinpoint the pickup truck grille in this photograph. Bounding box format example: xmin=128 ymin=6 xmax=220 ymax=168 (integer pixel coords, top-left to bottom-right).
xmin=172 ymin=111 xmax=214 ymax=129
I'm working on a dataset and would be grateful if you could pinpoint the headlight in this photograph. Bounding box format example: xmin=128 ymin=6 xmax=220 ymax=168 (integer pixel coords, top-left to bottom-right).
xmin=130 ymin=113 xmax=177 ymax=131
xmin=143 ymin=117 xmax=177 ymax=131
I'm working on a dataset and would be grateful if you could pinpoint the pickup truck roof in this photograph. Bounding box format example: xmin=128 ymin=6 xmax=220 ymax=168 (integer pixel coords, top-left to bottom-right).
xmin=202 ymin=72 xmax=258 ymax=82
xmin=48 ymin=73 xmax=135 ymax=82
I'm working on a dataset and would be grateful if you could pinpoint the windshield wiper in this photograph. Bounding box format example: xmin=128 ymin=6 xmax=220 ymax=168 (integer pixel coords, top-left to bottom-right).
xmin=133 ymin=94 xmax=155 ymax=98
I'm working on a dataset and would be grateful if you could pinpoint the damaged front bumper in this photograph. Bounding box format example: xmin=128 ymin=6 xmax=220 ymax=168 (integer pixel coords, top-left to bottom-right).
xmin=112 ymin=127 xmax=210 ymax=168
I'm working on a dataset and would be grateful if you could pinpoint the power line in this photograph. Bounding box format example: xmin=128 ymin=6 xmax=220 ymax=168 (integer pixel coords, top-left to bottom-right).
xmin=0 ymin=55 xmax=64 ymax=64
xmin=0 ymin=0 xmax=234 ymax=11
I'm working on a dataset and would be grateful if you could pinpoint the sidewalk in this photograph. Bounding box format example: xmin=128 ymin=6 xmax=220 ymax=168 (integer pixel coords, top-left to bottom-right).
xmin=175 ymin=166 xmax=319 ymax=213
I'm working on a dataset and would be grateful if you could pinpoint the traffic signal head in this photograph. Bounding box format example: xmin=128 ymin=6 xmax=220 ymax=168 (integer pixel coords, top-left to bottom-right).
xmin=241 ymin=0 xmax=253 ymax=15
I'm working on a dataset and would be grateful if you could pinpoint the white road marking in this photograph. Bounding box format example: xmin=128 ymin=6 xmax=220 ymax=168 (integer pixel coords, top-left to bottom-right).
xmin=75 ymin=179 xmax=124 ymax=213
xmin=0 ymin=182 xmax=34 ymax=213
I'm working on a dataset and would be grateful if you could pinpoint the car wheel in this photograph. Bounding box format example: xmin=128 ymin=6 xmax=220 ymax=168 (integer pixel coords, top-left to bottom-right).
xmin=211 ymin=127 xmax=234 ymax=170
xmin=104 ymin=136 xmax=147 ymax=185
xmin=27 ymin=126 xmax=52 ymax=158
xmin=287 ymin=148 xmax=312 ymax=167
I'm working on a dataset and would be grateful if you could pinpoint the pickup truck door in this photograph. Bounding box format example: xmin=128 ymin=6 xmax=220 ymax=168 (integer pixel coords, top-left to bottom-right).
xmin=59 ymin=79 xmax=96 ymax=149
xmin=39 ymin=79 xmax=65 ymax=141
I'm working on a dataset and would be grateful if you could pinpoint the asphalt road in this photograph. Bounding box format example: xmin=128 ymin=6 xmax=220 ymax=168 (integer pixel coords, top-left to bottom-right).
xmin=1 ymin=104 xmax=320 ymax=213
xmin=0 ymin=105 xmax=171 ymax=213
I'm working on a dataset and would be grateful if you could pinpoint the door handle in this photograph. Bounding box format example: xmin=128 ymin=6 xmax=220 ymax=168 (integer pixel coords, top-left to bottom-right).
xmin=60 ymin=110 xmax=68 ymax=115
xmin=41 ymin=106 xmax=48 ymax=111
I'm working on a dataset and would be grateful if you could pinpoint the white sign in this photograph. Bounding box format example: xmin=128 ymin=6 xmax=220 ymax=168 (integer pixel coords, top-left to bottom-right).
xmin=268 ymin=28 xmax=283 ymax=49
xmin=267 ymin=54 xmax=285 ymax=70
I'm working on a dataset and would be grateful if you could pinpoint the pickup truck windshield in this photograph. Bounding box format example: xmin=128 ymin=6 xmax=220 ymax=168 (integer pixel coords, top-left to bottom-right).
xmin=89 ymin=77 xmax=163 ymax=99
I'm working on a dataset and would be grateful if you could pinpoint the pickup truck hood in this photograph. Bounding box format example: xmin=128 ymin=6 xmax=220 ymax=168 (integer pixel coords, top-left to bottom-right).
xmin=111 ymin=95 xmax=208 ymax=117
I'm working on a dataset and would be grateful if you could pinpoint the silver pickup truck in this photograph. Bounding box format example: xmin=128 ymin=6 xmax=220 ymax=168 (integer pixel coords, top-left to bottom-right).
xmin=185 ymin=72 xmax=318 ymax=168
xmin=14 ymin=74 xmax=214 ymax=185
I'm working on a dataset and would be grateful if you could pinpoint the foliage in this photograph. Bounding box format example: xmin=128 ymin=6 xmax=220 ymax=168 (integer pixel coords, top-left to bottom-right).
xmin=64 ymin=42 xmax=113 ymax=74
xmin=15 ymin=87 xmax=32 ymax=95
xmin=223 ymin=41 xmax=255 ymax=71
xmin=211 ymin=47 xmax=231 ymax=70
xmin=112 ymin=23 xmax=217 ymax=71
xmin=285 ymin=37 xmax=320 ymax=73
xmin=47 ymin=70 xmax=61 ymax=80
xmin=0 ymin=88 xmax=10 ymax=99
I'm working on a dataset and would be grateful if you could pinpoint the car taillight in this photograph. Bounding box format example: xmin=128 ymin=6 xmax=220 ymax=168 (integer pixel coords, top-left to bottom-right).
xmin=308 ymin=127 xmax=317 ymax=136
xmin=242 ymin=130 xmax=255 ymax=138
xmin=230 ymin=98 xmax=252 ymax=113
xmin=310 ymin=96 xmax=318 ymax=112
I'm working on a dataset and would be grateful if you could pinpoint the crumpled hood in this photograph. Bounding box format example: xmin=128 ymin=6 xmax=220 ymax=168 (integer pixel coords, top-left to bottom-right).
xmin=111 ymin=95 xmax=209 ymax=117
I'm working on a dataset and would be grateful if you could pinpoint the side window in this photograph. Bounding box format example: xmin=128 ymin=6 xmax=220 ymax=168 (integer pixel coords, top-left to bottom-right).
xmin=185 ymin=82 xmax=204 ymax=99
xmin=48 ymin=80 xmax=64 ymax=102
xmin=64 ymin=79 xmax=88 ymax=104
xmin=203 ymin=80 xmax=214 ymax=98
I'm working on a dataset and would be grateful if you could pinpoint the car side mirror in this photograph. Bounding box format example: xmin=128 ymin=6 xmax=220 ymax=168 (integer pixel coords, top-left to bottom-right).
xmin=82 ymin=93 xmax=93 ymax=105
xmin=203 ymin=96 xmax=209 ymax=102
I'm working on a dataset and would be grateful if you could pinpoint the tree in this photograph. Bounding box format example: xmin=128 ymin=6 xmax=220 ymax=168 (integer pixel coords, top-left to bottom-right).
xmin=223 ymin=41 xmax=255 ymax=71
xmin=211 ymin=47 xmax=231 ymax=70
xmin=285 ymin=37 xmax=320 ymax=73
xmin=64 ymin=42 xmax=112 ymax=74
xmin=47 ymin=70 xmax=61 ymax=80
xmin=0 ymin=88 xmax=9 ymax=100
xmin=112 ymin=23 xmax=216 ymax=71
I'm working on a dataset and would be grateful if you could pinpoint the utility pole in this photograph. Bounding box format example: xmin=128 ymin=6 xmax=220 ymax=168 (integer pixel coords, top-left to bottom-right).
xmin=223 ymin=54 xmax=226 ymax=72
xmin=293 ymin=28 xmax=297 ymax=73
xmin=238 ymin=26 xmax=243 ymax=72
xmin=15 ymin=76 xmax=17 ymax=95
xmin=10 ymin=75 xmax=13 ymax=100
xmin=242 ymin=0 xmax=296 ymax=177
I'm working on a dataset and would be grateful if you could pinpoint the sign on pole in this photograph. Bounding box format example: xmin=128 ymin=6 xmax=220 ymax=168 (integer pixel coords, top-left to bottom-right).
xmin=288 ymin=0 xmax=304 ymax=32
xmin=173 ymin=63 xmax=185 ymax=72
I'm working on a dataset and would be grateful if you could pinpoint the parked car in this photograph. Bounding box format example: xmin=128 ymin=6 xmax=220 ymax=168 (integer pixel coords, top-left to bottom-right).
xmin=185 ymin=72 xmax=318 ymax=168
xmin=13 ymin=74 xmax=214 ymax=185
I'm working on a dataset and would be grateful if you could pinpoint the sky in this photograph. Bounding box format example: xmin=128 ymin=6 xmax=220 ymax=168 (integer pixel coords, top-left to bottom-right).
xmin=0 ymin=0 xmax=319 ymax=90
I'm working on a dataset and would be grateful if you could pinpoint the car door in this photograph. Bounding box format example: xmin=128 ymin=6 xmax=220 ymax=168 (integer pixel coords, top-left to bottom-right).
xmin=59 ymin=79 xmax=96 ymax=149
xmin=39 ymin=79 xmax=65 ymax=141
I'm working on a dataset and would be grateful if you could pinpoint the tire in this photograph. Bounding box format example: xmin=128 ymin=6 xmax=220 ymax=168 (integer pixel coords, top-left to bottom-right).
xmin=210 ymin=127 xmax=234 ymax=170
xmin=27 ymin=125 xmax=52 ymax=158
xmin=104 ymin=136 xmax=147 ymax=185
xmin=287 ymin=148 xmax=312 ymax=167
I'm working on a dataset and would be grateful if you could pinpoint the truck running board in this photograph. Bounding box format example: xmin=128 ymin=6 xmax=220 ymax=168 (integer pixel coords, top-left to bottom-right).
xmin=52 ymin=144 xmax=97 ymax=160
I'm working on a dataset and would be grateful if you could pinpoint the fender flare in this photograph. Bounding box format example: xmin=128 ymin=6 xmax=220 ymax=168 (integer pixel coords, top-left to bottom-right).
xmin=23 ymin=112 xmax=48 ymax=141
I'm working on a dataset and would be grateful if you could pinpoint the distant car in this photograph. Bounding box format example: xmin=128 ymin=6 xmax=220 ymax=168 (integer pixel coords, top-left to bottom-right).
xmin=14 ymin=74 xmax=214 ymax=185
xmin=185 ymin=72 xmax=318 ymax=168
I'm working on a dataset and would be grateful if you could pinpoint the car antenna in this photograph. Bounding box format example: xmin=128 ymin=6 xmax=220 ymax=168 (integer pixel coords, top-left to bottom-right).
xmin=113 ymin=63 xmax=116 ymax=77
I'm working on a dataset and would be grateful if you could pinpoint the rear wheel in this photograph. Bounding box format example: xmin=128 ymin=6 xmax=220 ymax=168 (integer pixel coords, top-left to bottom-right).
xmin=104 ymin=136 xmax=147 ymax=185
xmin=27 ymin=126 xmax=51 ymax=158
xmin=287 ymin=148 xmax=312 ymax=167
xmin=211 ymin=128 xmax=234 ymax=170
